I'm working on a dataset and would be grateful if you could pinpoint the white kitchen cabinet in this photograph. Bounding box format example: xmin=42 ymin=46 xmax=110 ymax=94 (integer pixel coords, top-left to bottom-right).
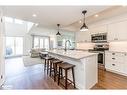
xmin=122 ymin=54 xmax=127 ymax=74
xmin=107 ymin=20 xmax=127 ymax=41
xmin=90 ymin=25 xmax=107 ymax=35
xmin=75 ymin=31 xmax=91 ymax=43
xmin=105 ymin=51 xmax=127 ymax=76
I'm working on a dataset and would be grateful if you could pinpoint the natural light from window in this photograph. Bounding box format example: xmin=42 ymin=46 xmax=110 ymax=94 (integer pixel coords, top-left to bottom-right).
xmin=4 ymin=17 xmax=13 ymax=23
xmin=4 ymin=16 xmax=24 ymax=24
xmin=14 ymin=19 xmax=23 ymax=24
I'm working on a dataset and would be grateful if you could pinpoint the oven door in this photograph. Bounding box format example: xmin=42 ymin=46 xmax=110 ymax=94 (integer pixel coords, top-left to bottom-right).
xmin=98 ymin=53 xmax=103 ymax=64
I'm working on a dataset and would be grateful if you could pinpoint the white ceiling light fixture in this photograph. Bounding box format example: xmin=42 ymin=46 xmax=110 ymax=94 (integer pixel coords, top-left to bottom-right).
xmin=56 ymin=24 xmax=61 ymax=36
xmin=32 ymin=14 xmax=37 ymax=17
xmin=94 ymin=14 xmax=99 ymax=17
xmin=79 ymin=20 xmax=82 ymax=23
xmin=35 ymin=23 xmax=38 ymax=26
xmin=80 ymin=10 xmax=88 ymax=32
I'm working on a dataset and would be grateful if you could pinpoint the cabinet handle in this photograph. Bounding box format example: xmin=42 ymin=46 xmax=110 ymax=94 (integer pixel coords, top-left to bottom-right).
xmin=112 ymin=64 xmax=115 ymax=66
xmin=114 ymin=38 xmax=118 ymax=40
xmin=112 ymin=58 xmax=115 ymax=60
xmin=112 ymin=53 xmax=115 ymax=55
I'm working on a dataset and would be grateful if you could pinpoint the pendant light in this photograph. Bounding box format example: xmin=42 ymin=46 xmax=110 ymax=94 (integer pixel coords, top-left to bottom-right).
xmin=80 ymin=10 xmax=88 ymax=32
xmin=56 ymin=24 xmax=61 ymax=35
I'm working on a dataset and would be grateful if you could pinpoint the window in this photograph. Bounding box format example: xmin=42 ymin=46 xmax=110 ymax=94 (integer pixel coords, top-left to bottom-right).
xmin=4 ymin=17 xmax=13 ymax=23
xmin=14 ymin=19 xmax=23 ymax=24
xmin=6 ymin=37 xmax=23 ymax=57
xmin=33 ymin=36 xmax=49 ymax=50
xmin=4 ymin=16 xmax=24 ymax=24
xmin=34 ymin=37 xmax=39 ymax=48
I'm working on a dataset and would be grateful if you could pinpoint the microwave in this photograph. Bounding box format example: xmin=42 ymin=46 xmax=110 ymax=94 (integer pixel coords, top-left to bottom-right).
xmin=91 ymin=33 xmax=107 ymax=43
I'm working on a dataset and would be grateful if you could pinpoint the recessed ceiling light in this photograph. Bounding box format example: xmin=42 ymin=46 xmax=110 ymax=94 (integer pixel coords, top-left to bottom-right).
xmin=32 ymin=14 xmax=37 ymax=17
xmin=79 ymin=20 xmax=82 ymax=23
xmin=35 ymin=23 xmax=38 ymax=26
xmin=94 ymin=14 xmax=99 ymax=17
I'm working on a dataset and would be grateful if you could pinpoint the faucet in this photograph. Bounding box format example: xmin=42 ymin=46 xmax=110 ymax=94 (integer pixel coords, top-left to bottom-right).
xmin=64 ymin=40 xmax=71 ymax=52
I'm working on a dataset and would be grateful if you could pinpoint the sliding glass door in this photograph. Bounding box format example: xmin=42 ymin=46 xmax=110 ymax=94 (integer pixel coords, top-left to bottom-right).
xmin=33 ymin=36 xmax=49 ymax=50
xmin=6 ymin=37 xmax=23 ymax=57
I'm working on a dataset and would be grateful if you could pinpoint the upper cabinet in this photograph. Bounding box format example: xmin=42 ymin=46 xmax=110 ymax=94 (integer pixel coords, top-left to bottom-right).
xmin=108 ymin=20 xmax=127 ymax=41
xmin=75 ymin=20 xmax=127 ymax=43
xmin=75 ymin=31 xmax=91 ymax=43
xmin=90 ymin=25 xmax=107 ymax=35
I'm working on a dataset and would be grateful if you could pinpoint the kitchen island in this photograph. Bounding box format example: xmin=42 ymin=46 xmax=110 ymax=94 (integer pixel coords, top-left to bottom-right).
xmin=48 ymin=50 xmax=98 ymax=89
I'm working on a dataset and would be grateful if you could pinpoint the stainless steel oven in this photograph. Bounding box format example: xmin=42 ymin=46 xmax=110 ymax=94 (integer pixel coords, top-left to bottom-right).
xmin=91 ymin=33 xmax=107 ymax=43
xmin=89 ymin=43 xmax=109 ymax=69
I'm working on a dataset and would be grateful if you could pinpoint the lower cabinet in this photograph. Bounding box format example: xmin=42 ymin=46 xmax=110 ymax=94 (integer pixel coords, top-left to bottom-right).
xmin=105 ymin=51 xmax=127 ymax=76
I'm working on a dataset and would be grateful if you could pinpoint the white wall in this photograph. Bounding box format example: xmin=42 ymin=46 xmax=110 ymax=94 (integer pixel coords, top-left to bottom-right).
xmin=76 ymin=43 xmax=94 ymax=50
xmin=5 ymin=22 xmax=27 ymax=36
xmin=0 ymin=9 xmax=5 ymax=86
xmin=23 ymin=34 xmax=32 ymax=55
xmin=109 ymin=41 xmax=127 ymax=52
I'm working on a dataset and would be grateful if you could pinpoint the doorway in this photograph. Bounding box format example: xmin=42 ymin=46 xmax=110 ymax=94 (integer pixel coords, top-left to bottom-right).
xmin=5 ymin=37 xmax=23 ymax=58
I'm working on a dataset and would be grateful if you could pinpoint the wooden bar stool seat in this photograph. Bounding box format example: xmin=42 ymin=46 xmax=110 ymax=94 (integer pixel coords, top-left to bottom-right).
xmin=58 ymin=62 xmax=76 ymax=89
xmin=43 ymin=56 xmax=54 ymax=74
xmin=50 ymin=59 xmax=63 ymax=81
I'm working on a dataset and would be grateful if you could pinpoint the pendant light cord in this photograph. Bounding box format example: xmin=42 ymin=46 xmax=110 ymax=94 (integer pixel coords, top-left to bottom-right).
xmin=82 ymin=10 xmax=87 ymax=24
xmin=84 ymin=14 xmax=85 ymax=24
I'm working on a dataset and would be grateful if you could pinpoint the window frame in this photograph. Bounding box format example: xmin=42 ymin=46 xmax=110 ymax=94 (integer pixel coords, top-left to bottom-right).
xmin=33 ymin=35 xmax=50 ymax=49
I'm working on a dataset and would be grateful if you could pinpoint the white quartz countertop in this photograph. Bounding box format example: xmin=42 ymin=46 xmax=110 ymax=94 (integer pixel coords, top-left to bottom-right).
xmin=105 ymin=50 xmax=127 ymax=54
xmin=48 ymin=50 xmax=97 ymax=59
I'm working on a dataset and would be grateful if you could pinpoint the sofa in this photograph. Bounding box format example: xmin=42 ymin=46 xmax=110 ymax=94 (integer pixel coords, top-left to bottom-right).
xmin=29 ymin=48 xmax=46 ymax=58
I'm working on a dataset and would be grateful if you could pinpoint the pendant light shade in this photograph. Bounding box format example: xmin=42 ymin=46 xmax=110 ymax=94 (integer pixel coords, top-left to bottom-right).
xmin=80 ymin=10 xmax=88 ymax=32
xmin=56 ymin=24 xmax=61 ymax=35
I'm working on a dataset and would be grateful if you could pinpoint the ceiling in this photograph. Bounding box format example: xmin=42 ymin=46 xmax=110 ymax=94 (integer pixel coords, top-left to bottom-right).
xmin=3 ymin=6 xmax=111 ymax=30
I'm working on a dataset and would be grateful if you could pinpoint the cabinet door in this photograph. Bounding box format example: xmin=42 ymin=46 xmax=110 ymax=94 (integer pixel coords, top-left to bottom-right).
xmin=75 ymin=31 xmax=91 ymax=42
xmin=107 ymin=23 xmax=119 ymax=41
xmin=108 ymin=21 xmax=127 ymax=41
xmin=90 ymin=25 xmax=107 ymax=35
xmin=117 ymin=21 xmax=127 ymax=40
xmin=105 ymin=52 xmax=125 ymax=73
xmin=123 ymin=54 xmax=127 ymax=74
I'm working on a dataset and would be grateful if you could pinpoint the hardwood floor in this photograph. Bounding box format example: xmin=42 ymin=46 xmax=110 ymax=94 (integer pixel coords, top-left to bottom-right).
xmin=92 ymin=69 xmax=127 ymax=89
xmin=4 ymin=57 xmax=61 ymax=89
xmin=2 ymin=57 xmax=127 ymax=89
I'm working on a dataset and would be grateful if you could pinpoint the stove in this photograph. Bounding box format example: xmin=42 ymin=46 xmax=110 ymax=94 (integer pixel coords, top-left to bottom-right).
xmin=89 ymin=43 xmax=109 ymax=69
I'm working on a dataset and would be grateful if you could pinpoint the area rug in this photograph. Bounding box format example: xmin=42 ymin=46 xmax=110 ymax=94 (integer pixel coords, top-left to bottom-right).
xmin=23 ymin=56 xmax=44 ymax=67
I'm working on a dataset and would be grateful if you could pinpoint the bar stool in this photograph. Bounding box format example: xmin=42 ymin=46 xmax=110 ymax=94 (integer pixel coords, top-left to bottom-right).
xmin=58 ymin=62 xmax=76 ymax=89
xmin=49 ymin=59 xmax=63 ymax=81
xmin=43 ymin=56 xmax=54 ymax=75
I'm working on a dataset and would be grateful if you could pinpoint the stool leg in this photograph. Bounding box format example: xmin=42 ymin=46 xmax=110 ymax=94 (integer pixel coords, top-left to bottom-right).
xmin=54 ymin=64 xmax=57 ymax=81
xmin=44 ymin=59 xmax=46 ymax=71
xmin=60 ymin=68 xmax=63 ymax=78
xmin=47 ymin=60 xmax=49 ymax=75
xmin=72 ymin=67 xmax=76 ymax=88
xmin=58 ymin=67 xmax=61 ymax=85
xmin=50 ymin=61 xmax=52 ymax=76
xmin=65 ymin=69 xmax=68 ymax=89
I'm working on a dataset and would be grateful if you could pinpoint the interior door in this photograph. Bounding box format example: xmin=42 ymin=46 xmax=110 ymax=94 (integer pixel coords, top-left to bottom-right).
xmin=0 ymin=8 xmax=5 ymax=86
